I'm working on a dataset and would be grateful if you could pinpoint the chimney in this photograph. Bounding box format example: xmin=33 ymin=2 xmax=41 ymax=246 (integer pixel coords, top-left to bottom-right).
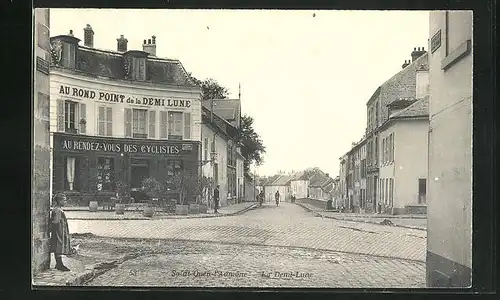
xmin=402 ymin=60 xmax=410 ymax=69
xmin=83 ymin=24 xmax=94 ymax=47
xmin=142 ymin=35 xmax=157 ymax=56
xmin=116 ymin=35 xmax=128 ymax=52
xmin=411 ymin=46 xmax=426 ymax=62
xmin=68 ymin=30 xmax=74 ymax=37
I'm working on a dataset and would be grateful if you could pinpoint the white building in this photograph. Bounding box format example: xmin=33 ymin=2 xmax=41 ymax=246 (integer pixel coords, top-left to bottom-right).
xmin=200 ymin=99 xmax=244 ymax=207
xmin=48 ymin=27 xmax=202 ymax=205
xmin=427 ymin=10 xmax=472 ymax=287
xmin=289 ymin=171 xmax=309 ymax=199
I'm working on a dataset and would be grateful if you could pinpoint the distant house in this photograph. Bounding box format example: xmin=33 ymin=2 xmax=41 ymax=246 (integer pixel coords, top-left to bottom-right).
xmin=263 ymin=174 xmax=281 ymax=202
xmin=308 ymin=173 xmax=327 ymax=200
xmin=289 ymin=171 xmax=309 ymax=199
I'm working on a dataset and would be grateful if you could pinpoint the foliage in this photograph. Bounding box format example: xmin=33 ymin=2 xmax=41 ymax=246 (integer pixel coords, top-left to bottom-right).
xmin=114 ymin=180 xmax=130 ymax=203
xmin=171 ymin=171 xmax=199 ymax=205
xmin=141 ymin=177 xmax=162 ymax=204
xmin=189 ymin=75 xmax=229 ymax=101
xmin=189 ymin=74 xmax=266 ymax=179
xmin=83 ymin=171 xmax=100 ymax=201
xmin=237 ymin=115 xmax=266 ymax=179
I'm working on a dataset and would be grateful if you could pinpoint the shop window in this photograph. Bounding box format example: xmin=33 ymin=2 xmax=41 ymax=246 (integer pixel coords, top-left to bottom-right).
xmin=64 ymin=156 xmax=80 ymax=191
xmin=98 ymin=106 xmax=113 ymax=136
xmin=130 ymin=108 xmax=147 ymax=138
xmin=165 ymin=160 xmax=183 ymax=190
xmin=57 ymin=100 xmax=86 ymax=134
xmin=97 ymin=157 xmax=114 ymax=191
xmin=184 ymin=113 xmax=191 ymax=139
xmin=168 ymin=111 xmax=183 ymax=140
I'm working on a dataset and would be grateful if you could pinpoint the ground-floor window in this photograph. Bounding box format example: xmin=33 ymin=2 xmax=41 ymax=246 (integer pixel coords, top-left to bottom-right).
xmin=64 ymin=156 xmax=80 ymax=191
xmin=165 ymin=159 xmax=183 ymax=190
xmin=389 ymin=178 xmax=394 ymax=206
xmin=96 ymin=157 xmax=115 ymax=191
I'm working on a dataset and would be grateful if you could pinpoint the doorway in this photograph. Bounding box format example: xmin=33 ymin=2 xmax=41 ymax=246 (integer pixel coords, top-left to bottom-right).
xmin=418 ymin=178 xmax=427 ymax=204
xmin=130 ymin=159 xmax=150 ymax=202
xmin=374 ymin=176 xmax=378 ymax=213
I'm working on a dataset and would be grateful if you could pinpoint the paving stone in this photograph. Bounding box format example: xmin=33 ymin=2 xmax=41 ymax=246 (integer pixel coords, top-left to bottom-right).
xmin=85 ymin=240 xmax=425 ymax=288
xmin=68 ymin=203 xmax=426 ymax=261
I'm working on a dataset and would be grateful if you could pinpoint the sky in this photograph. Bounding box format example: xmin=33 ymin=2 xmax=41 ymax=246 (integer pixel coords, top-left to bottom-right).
xmin=49 ymin=9 xmax=429 ymax=177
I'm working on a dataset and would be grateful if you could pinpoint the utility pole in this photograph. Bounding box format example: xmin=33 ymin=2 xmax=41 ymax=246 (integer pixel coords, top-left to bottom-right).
xmin=253 ymin=168 xmax=256 ymax=202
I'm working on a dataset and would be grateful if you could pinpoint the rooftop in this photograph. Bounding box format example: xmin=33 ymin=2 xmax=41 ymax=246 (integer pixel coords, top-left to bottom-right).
xmin=391 ymin=96 xmax=429 ymax=119
xmin=50 ymin=34 xmax=198 ymax=88
xmin=202 ymin=99 xmax=241 ymax=128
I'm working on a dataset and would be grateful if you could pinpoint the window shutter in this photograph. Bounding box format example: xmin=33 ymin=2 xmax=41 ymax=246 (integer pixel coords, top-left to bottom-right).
xmin=184 ymin=113 xmax=191 ymax=139
xmin=79 ymin=103 xmax=86 ymax=134
xmin=106 ymin=107 xmax=113 ymax=136
xmin=148 ymin=110 xmax=156 ymax=138
xmin=124 ymin=108 xmax=132 ymax=137
xmin=57 ymin=100 xmax=65 ymax=132
xmin=160 ymin=111 xmax=168 ymax=139
xmin=98 ymin=106 xmax=105 ymax=136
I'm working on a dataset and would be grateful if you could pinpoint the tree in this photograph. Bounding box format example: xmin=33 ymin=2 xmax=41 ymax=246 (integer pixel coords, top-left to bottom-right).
xmin=189 ymin=74 xmax=266 ymax=180
xmin=189 ymin=75 xmax=229 ymax=101
xmin=238 ymin=115 xmax=266 ymax=180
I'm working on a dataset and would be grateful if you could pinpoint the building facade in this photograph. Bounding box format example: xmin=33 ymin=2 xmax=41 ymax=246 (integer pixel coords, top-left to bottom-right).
xmin=338 ymin=155 xmax=347 ymax=208
xmin=378 ymin=97 xmax=429 ymax=215
xmin=290 ymin=171 xmax=309 ymax=199
xmin=49 ymin=27 xmax=202 ymax=205
xmin=426 ymin=11 xmax=472 ymax=287
xmin=365 ymin=48 xmax=429 ymax=213
xmin=33 ymin=8 xmax=51 ymax=275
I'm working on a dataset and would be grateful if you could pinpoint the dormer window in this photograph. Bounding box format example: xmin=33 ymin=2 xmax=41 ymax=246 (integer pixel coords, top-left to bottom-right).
xmin=61 ymin=42 xmax=76 ymax=69
xmin=132 ymin=57 xmax=146 ymax=81
xmin=123 ymin=50 xmax=149 ymax=81
xmin=50 ymin=34 xmax=80 ymax=69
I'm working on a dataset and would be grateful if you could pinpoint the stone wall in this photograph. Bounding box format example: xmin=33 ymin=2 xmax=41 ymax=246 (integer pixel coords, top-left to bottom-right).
xmin=33 ymin=8 xmax=51 ymax=275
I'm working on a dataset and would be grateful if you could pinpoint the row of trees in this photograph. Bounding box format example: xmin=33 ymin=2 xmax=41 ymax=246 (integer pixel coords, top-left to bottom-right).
xmin=189 ymin=75 xmax=266 ymax=181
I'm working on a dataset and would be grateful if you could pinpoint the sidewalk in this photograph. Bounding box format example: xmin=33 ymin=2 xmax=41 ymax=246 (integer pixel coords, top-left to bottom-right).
xmin=295 ymin=201 xmax=427 ymax=231
xmin=65 ymin=202 xmax=258 ymax=220
xmin=32 ymin=237 xmax=132 ymax=286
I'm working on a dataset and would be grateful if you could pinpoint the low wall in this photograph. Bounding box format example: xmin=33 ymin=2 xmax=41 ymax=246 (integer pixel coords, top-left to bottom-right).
xmin=296 ymin=198 xmax=329 ymax=210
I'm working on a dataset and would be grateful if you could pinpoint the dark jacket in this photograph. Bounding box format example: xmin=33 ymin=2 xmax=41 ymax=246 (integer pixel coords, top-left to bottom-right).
xmin=214 ymin=188 xmax=220 ymax=201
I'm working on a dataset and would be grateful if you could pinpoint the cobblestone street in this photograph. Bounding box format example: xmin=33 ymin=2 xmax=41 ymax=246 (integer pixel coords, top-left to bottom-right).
xmin=84 ymin=237 xmax=425 ymax=288
xmin=68 ymin=202 xmax=426 ymax=262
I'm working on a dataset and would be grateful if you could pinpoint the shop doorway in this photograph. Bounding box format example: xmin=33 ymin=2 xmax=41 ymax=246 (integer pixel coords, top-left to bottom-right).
xmin=374 ymin=176 xmax=378 ymax=213
xmin=130 ymin=159 xmax=150 ymax=202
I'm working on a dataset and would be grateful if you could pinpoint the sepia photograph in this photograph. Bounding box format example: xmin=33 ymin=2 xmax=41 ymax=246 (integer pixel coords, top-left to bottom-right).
xmin=32 ymin=8 xmax=473 ymax=289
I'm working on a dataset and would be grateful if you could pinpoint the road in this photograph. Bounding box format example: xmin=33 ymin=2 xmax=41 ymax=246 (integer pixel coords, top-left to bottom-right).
xmin=68 ymin=202 xmax=427 ymax=288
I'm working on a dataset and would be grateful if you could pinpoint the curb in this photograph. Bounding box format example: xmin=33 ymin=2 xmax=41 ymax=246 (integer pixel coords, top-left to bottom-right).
xmin=66 ymin=253 xmax=140 ymax=286
xmin=66 ymin=203 xmax=258 ymax=221
xmin=294 ymin=202 xmax=426 ymax=232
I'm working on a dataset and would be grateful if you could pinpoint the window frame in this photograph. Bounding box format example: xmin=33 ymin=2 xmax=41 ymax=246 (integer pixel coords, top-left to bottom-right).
xmin=97 ymin=105 xmax=113 ymax=137
xmin=132 ymin=108 xmax=148 ymax=138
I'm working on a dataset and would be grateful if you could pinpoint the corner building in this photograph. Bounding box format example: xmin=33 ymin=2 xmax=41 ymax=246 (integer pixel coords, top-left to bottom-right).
xmin=49 ymin=27 xmax=202 ymax=204
xmin=426 ymin=11 xmax=472 ymax=288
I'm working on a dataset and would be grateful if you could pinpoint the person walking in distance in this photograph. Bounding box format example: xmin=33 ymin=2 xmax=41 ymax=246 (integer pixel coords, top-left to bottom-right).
xmin=275 ymin=190 xmax=280 ymax=207
xmin=214 ymin=185 xmax=220 ymax=213
xmin=50 ymin=193 xmax=71 ymax=271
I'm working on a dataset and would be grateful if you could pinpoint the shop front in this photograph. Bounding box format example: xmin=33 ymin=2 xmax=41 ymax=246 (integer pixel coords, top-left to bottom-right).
xmin=52 ymin=132 xmax=200 ymax=205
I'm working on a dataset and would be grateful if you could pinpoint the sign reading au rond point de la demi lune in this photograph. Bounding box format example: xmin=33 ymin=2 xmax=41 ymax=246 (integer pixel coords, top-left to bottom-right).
xmin=58 ymin=85 xmax=192 ymax=108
